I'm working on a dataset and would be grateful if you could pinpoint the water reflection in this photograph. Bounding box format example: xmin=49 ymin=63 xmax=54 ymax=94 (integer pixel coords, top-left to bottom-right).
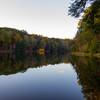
xmin=0 ymin=53 xmax=84 ymax=100
xmin=71 ymin=56 xmax=100 ymax=100
xmin=0 ymin=53 xmax=70 ymax=75
xmin=0 ymin=53 xmax=100 ymax=100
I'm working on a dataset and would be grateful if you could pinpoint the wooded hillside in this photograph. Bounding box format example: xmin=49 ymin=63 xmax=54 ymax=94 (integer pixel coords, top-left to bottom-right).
xmin=0 ymin=27 xmax=71 ymax=54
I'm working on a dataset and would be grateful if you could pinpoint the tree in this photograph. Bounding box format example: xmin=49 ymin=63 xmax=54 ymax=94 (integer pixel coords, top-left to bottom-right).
xmin=69 ymin=0 xmax=97 ymax=17
xmin=0 ymin=27 xmax=70 ymax=54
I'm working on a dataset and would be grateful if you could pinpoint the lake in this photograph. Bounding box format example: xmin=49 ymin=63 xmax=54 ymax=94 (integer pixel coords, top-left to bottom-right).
xmin=0 ymin=53 xmax=100 ymax=100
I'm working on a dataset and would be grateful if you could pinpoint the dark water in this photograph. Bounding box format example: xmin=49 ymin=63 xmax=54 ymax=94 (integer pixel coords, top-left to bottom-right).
xmin=0 ymin=53 xmax=100 ymax=100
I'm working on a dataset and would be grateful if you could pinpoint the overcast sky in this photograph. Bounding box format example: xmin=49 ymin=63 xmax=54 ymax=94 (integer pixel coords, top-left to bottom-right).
xmin=0 ymin=0 xmax=79 ymax=39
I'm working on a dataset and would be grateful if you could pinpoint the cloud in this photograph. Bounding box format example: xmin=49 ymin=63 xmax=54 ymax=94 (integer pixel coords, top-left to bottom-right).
xmin=59 ymin=69 xmax=65 ymax=73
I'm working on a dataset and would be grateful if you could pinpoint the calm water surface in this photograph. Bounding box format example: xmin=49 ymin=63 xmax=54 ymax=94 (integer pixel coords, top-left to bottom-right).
xmin=0 ymin=54 xmax=100 ymax=100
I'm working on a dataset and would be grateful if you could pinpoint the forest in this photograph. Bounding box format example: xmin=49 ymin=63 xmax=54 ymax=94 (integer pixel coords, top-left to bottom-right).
xmin=0 ymin=0 xmax=100 ymax=56
xmin=0 ymin=27 xmax=71 ymax=54
xmin=70 ymin=0 xmax=100 ymax=54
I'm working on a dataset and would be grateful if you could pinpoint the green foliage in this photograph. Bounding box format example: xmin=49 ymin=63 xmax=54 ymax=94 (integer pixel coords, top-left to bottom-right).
xmin=72 ymin=46 xmax=77 ymax=52
xmin=0 ymin=27 xmax=71 ymax=54
xmin=89 ymin=36 xmax=98 ymax=54
xmin=71 ymin=0 xmax=100 ymax=54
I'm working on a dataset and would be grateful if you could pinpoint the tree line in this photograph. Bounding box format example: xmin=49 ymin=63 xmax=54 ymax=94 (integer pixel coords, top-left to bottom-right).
xmin=0 ymin=27 xmax=71 ymax=54
xmin=69 ymin=0 xmax=100 ymax=54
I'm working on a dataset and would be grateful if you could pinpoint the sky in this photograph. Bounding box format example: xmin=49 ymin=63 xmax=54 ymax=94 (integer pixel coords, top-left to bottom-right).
xmin=0 ymin=0 xmax=79 ymax=39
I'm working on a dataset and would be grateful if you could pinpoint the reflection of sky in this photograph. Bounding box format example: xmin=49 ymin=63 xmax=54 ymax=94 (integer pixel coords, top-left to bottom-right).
xmin=0 ymin=0 xmax=78 ymax=39
xmin=0 ymin=63 xmax=84 ymax=100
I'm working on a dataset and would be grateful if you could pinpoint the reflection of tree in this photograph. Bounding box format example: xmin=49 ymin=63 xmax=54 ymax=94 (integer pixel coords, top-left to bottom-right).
xmin=0 ymin=53 xmax=70 ymax=76
xmin=71 ymin=56 xmax=100 ymax=100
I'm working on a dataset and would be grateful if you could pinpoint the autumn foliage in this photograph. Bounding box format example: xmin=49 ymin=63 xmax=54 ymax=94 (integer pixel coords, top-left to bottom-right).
xmin=71 ymin=0 xmax=100 ymax=54
xmin=0 ymin=27 xmax=71 ymax=54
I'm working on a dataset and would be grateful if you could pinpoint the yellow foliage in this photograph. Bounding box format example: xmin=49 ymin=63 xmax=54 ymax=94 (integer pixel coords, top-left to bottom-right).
xmin=24 ymin=35 xmax=29 ymax=40
xmin=83 ymin=7 xmax=91 ymax=19
xmin=94 ymin=11 xmax=100 ymax=24
xmin=94 ymin=17 xmax=100 ymax=24
xmin=0 ymin=34 xmax=5 ymax=42
xmin=13 ymin=34 xmax=22 ymax=41
xmin=44 ymin=37 xmax=48 ymax=41
xmin=78 ymin=21 xmax=82 ymax=26
xmin=97 ymin=8 xmax=100 ymax=16
xmin=38 ymin=49 xmax=45 ymax=55
xmin=77 ymin=80 xmax=81 ymax=85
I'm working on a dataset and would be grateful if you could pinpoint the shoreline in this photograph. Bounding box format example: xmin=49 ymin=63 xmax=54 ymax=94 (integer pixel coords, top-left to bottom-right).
xmin=1 ymin=51 xmax=100 ymax=58
xmin=0 ymin=50 xmax=11 ymax=53
xmin=72 ymin=52 xmax=100 ymax=58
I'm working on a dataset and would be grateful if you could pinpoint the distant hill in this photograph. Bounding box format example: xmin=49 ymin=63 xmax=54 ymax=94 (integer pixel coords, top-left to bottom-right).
xmin=0 ymin=27 xmax=71 ymax=54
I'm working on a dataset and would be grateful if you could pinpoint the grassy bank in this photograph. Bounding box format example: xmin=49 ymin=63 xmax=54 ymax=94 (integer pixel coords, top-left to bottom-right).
xmin=72 ymin=52 xmax=100 ymax=58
